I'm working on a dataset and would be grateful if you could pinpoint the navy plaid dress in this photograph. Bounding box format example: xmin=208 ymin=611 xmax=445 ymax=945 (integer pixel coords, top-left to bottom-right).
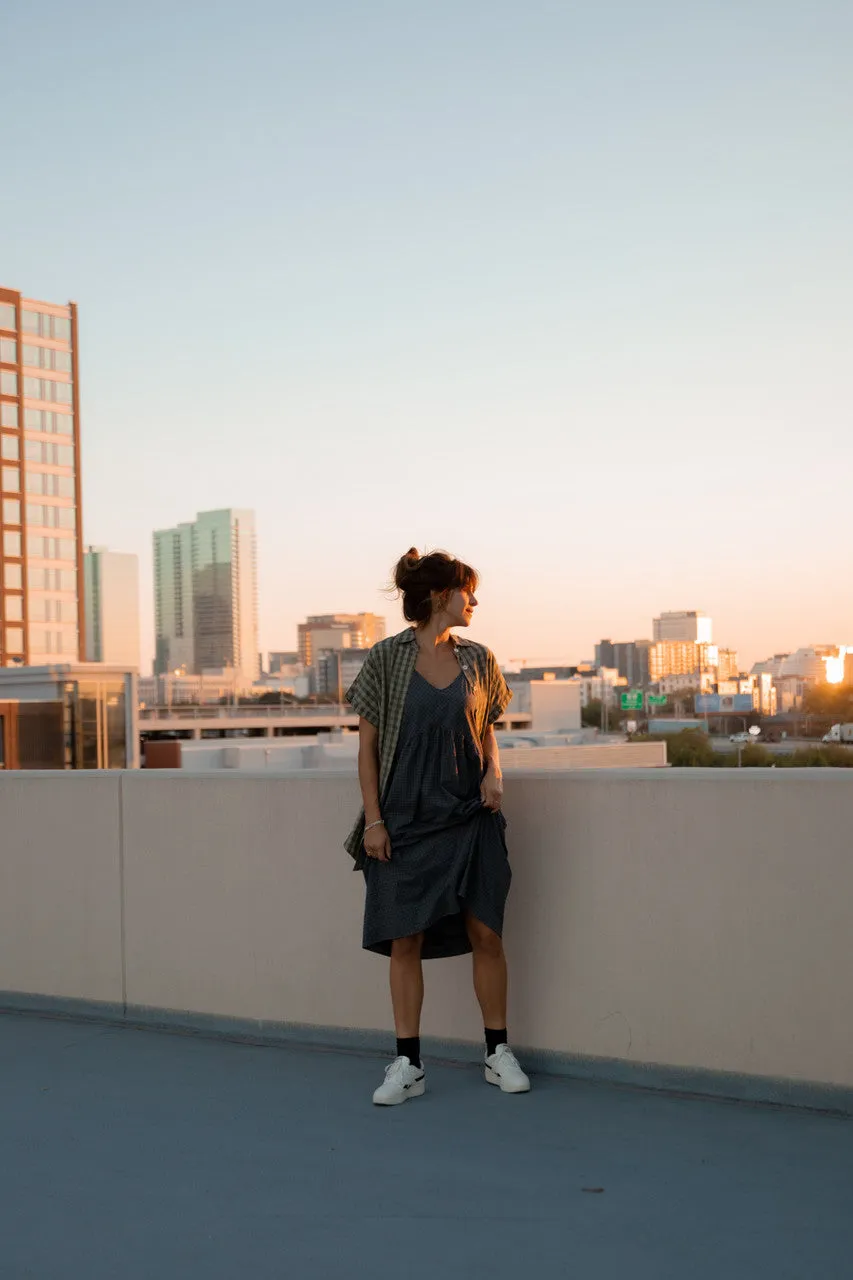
xmin=362 ymin=668 xmax=512 ymax=960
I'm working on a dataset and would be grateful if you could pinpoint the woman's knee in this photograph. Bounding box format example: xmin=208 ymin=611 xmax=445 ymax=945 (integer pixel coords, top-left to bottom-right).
xmin=391 ymin=932 xmax=424 ymax=960
xmin=466 ymin=918 xmax=504 ymax=958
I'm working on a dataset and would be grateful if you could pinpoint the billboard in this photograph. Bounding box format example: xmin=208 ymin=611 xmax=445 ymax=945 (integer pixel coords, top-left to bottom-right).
xmin=695 ymin=694 xmax=755 ymax=713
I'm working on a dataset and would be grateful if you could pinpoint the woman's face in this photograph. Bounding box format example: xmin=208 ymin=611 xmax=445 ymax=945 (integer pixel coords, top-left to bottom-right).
xmin=438 ymin=585 xmax=478 ymax=627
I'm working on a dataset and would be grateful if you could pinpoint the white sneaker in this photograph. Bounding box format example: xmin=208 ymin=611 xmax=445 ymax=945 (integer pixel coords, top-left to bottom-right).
xmin=372 ymin=1056 xmax=426 ymax=1106
xmin=485 ymin=1044 xmax=531 ymax=1093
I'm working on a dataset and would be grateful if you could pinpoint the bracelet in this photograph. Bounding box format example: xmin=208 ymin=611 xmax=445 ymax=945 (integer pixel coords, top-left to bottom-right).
xmin=364 ymin=818 xmax=384 ymax=832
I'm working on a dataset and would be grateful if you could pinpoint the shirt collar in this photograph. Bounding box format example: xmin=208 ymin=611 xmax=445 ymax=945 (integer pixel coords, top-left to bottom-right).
xmin=396 ymin=627 xmax=472 ymax=649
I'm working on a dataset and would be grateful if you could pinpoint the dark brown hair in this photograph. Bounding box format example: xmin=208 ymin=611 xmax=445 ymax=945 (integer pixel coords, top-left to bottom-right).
xmin=391 ymin=548 xmax=479 ymax=625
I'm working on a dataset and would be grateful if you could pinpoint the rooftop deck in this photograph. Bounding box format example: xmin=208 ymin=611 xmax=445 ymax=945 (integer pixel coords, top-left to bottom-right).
xmin=3 ymin=1010 xmax=850 ymax=1279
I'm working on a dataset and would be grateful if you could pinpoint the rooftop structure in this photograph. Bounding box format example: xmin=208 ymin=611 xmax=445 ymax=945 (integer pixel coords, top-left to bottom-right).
xmin=2 ymin=1009 xmax=849 ymax=1279
xmin=1 ymin=768 xmax=851 ymax=1272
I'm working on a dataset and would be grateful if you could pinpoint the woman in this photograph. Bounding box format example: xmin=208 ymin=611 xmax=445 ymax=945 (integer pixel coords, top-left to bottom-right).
xmin=344 ymin=548 xmax=530 ymax=1105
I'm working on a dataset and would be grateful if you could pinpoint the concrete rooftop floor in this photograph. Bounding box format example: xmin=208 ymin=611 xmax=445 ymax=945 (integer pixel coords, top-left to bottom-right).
xmin=1 ymin=1012 xmax=851 ymax=1280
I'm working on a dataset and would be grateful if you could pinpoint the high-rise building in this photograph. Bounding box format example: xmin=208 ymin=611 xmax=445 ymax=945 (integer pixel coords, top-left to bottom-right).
xmin=314 ymin=648 xmax=372 ymax=698
xmin=268 ymin=651 xmax=299 ymax=674
xmin=153 ymin=509 xmax=259 ymax=683
xmin=594 ymin=639 xmax=652 ymax=688
xmin=298 ymin=613 xmax=385 ymax=666
xmin=594 ymin=639 xmax=616 ymax=669
xmin=0 ymin=287 xmax=84 ymax=666
xmin=653 ymin=611 xmax=713 ymax=644
xmin=84 ymin=547 xmax=140 ymax=668
xmin=715 ymin=648 xmax=739 ymax=681
xmin=648 ymin=640 xmax=713 ymax=683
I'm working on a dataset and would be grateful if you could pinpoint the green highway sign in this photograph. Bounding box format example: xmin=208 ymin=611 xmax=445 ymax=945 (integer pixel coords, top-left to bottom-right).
xmin=621 ymin=690 xmax=643 ymax=710
xmin=647 ymin=694 xmax=667 ymax=706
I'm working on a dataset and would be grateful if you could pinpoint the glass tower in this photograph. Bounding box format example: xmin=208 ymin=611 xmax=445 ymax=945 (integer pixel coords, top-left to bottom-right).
xmin=154 ymin=509 xmax=259 ymax=683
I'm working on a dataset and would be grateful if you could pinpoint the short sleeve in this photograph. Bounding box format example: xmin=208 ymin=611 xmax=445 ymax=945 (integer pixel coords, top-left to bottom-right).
xmin=487 ymin=651 xmax=512 ymax=724
xmin=345 ymin=648 xmax=381 ymax=727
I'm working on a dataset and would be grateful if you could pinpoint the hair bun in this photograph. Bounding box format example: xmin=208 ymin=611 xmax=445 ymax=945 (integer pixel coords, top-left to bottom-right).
xmin=388 ymin=547 xmax=479 ymax=623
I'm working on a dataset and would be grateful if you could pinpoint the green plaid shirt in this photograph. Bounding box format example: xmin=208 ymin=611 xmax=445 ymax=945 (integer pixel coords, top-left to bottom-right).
xmin=343 ymin=626 xmax=512 ymax=869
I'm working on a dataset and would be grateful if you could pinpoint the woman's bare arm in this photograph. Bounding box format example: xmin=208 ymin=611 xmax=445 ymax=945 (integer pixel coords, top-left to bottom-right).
xmin=357 ymin=719 xmax=382 ymax=822
xmin=358 ymin=719 xmax=391 ymax=860
xmin=480 ymin=724 xmax=504 ymax=810
xmin=483 ymin=724 xmax=502 ymax=778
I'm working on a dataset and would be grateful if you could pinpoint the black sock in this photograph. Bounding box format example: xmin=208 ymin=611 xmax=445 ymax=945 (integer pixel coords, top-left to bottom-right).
xmin=485 ymin=1027 xmax=508 ymax=1057
xmin=396 ymin=1036 xmax=421 ymax=1069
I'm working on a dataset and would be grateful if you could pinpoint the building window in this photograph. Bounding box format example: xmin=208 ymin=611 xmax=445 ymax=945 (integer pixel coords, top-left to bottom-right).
xmin=24 ymin=406 xmax=74 ymax=432
xmin=22 ymin=345 xmax=72 ymax=373
xmin=23 ymin=376 xmax=73 ymax=404
xmin=3 ymin=498 xmax=21 ymax=524
xmin=4 ymin=595 xmax=23 ymax=622
xmin=0 ymin=402 xmax=17 ymax=427
xmin=0 ymin=303 xmax=16 ymax=331
xmin=27 ymin=534 xmax=76 ymax=562
xmin=28 ymin=566 xmax=76 ymax=592
xmin=5 ymin=626 xmax=24 ymax=653
xmin=1 ymin=370 xmax=17 ymax=395
xmin=0 ymin=338 xmax=16 ymax=364
xmin=3 ymin=531 xmax=22 ymax=557
xmin=4 ymin=563 xmax=22 ymax=589
xmin=21 ymin=311 xmax=71 ymax=342
xmin=2 ymin=465 xmax=20 ymax=492
xmin=26 ymin=472 xmax=75 ymax=498
xmin=1 ymin=435 xmax=19 ymax=461
xmin=25 ymin=503 xmax=75 ymax=531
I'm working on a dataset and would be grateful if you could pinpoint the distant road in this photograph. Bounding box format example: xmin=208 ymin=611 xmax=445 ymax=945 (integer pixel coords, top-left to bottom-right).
xmin=708 ymin=736 xmax=850 ymax=756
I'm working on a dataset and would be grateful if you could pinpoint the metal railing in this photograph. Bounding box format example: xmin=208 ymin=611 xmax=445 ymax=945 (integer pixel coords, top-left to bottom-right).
xmin=139 ymin=704 xmax=355 ymax=721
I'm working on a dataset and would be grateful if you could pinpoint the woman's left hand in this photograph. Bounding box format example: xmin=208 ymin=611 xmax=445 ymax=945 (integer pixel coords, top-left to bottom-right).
xmin=480 ymin=767 xmax=503 ymax=811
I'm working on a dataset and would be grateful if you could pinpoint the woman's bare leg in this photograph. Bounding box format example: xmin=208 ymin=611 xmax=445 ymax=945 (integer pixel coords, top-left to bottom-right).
xmin=389 ymin=933 xmax=425 ymax=1037
xmin=465 ymin=913 xmax=507 ymax=1028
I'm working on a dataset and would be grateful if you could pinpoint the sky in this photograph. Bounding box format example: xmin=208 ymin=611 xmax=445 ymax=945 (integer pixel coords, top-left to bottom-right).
xmin=3 ymin=0 xmax=851 ymax=671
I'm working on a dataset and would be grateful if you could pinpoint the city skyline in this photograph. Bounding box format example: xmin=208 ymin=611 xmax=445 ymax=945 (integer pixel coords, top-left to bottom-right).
xmin=3 ymin=1 xmax=850 ymax=673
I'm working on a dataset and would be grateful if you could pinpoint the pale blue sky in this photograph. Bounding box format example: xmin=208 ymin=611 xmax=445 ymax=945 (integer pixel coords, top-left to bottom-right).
xmin=4 ymin=0 xmax=851 ymax=669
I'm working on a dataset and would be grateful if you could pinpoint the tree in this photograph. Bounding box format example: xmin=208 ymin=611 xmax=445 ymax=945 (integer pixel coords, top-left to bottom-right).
xmin=664 ymin=729 xmax=716 ymax=767
xmin=581 ymin=699 xmax=603 ymax=728
xmin=803 ymin=684 xmax=853 ymax=721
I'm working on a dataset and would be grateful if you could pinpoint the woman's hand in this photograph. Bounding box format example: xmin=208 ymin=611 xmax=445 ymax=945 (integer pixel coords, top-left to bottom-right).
xmin=364 ymin=823 xmax=392 ymax=862
xmin=480 ymin=767 xmax=503 ymax=812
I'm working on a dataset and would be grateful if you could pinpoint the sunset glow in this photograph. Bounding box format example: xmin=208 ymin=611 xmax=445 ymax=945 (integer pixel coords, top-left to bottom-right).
xmin=824 ymin=648 xmax=851 ymax=684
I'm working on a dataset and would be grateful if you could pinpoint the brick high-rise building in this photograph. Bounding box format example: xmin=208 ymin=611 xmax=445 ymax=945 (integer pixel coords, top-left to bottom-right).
xmin=298 ymin=613 xmax=385 ymax=667
xmin=0 ymin=287 xmax=84 ymax=666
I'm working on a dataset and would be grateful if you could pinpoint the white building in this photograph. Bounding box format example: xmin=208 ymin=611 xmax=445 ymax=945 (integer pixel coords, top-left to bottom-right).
xmin=575 ymin=668 xmax=626 ymax=708
xmin=504 ymin=678 xmax=581 ymax=732
xmin=653 ymin=611 xmax=713 ymax=645
xmin=153 ymin=509 xmax=259 ymax=683
xmin=654 ymin=670 xmax=716 ymax=694
xmin=84 ymin=547 xmax=140 ymax=668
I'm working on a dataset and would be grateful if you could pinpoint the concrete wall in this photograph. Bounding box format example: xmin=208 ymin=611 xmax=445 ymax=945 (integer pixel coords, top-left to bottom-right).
xmin=178 ymin=738 xmax=666 ymax=773
xmin=1 ymin=770 xmax=852 ymax=1096
xmin=500 ymin=742 xmax=667 ymax=770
